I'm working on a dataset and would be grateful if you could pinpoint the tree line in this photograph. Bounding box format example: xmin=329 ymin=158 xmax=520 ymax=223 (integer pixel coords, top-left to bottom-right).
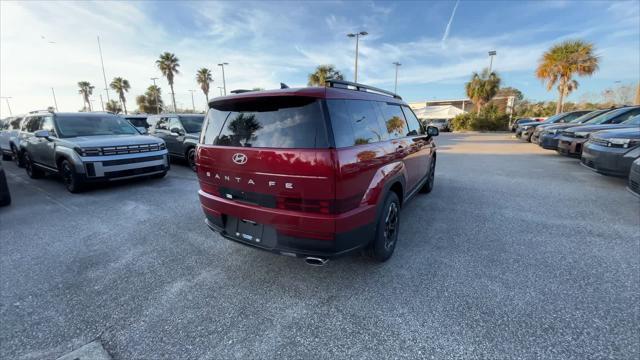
xmin=77 ymin=52 xmax=214 ymax=114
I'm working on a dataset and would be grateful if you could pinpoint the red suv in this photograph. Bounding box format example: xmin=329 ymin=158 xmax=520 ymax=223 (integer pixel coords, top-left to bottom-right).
xmin=197 ymin=80 xmax=439 ymax=264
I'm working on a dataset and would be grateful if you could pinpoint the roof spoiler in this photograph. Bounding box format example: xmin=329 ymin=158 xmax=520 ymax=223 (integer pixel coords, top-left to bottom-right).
xmin=325 ymin=79 xmax=402 ymax=100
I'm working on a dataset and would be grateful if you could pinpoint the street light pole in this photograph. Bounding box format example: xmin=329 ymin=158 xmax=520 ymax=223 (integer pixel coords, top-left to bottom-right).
xmin=150 ymin=77 xmax=160 ymax=114
xmin=0 ymin=97 xmax=12 ymax=116
xmin=218 ymin=63 xmax=229 ymax=95
xmin=99 ymin=94 xmax=105 ymax=111
xmin=97 ymin=36 xmax=110 ymax=102
xmin=218 ymin=87 xmax=224 ymax=96
xmin=392 ymin=62 xmax=401 ymax=94
xmin=188 ymin=90 xmax=196 ymax=112
xmin=347 ymin=31 xmax=368 ymax=83
xmin=51 ymin=88 xmax=59 ymax=111
xmin=488 ymin=50 xmax=497 ymax=73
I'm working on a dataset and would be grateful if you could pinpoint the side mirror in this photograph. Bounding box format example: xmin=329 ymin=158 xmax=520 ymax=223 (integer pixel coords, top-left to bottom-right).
xmin=171 ymin=127 xmax=185 ymax=136
xmin=427 ymin=126 xmax=439 ymax=137
xmin=34 ymin=130 xmax=51 ymax=138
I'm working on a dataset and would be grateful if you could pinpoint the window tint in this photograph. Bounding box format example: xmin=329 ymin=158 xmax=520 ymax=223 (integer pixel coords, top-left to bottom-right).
xmin=155 ymin=117 xmax=169 ymax=130
xmin=212 ymin=97 xmax=328 ymax=148
xmin=344 ymin=100 xmax=386 ymax=145
xmin=378 ymin=103 xmax=407 ymax=139
xmin=56 ymin=115 xmax=138 ymax=137
xmin=41 ymin=116 xmax=55 ymax=134
xmin=614 ymin=108 xmax=640 ymax=123
xmin=23 ymin=116 xmax=41 ymax=132
xmin=402 ymin=106 xmax=423 ymax=135
xmin=179 ymin=115 xmax=204 ymax=133
xmin=10 ymin=117 xmax=22 ymax=130
xmin=201 ymin=108 xmax=230 ymax=144
xmin=169 ymin=117 xmax=182 ymax=131
xmin=327 ymin=100 xmax=355 ymax=148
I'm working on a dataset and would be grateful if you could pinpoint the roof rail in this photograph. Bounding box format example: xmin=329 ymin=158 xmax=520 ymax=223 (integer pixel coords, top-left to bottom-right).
xmin=325 ymin=79 xmax=402 ymax=100
xmin=230 ymin=89 xmax=254 ymax=94
xmin=29 ymin=109 xmax=55 ymax=114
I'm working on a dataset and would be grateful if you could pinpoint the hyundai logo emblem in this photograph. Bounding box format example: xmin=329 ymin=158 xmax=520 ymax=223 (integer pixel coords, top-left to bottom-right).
xmin=232 ymin=153 xmax=248 ymax=165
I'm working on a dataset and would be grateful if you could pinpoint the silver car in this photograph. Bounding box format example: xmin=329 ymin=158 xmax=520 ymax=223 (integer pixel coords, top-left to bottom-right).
xmin=20 ymin=111 xmax=169 ymax=192
xmin=0 ymin=115 xmax=25 ymax=164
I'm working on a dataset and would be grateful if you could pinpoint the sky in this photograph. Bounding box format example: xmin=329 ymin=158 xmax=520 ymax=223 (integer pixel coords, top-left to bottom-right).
xmin=1 ymin=0 xmax=638 ymax=117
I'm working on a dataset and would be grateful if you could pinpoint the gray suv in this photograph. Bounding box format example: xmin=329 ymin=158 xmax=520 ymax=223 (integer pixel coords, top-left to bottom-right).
xmin=19 ymin=111 xmax=169 ymax=192
xmin=146 ymin=114 xmax=204 ymax=171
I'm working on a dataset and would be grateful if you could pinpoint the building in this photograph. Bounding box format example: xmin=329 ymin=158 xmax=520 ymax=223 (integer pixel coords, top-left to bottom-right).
xmin=409 ymin=96 xmax=515 ymax=120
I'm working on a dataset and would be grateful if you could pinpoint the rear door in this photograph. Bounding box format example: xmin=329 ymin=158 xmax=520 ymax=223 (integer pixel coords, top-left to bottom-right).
xmin=198 ymin=96 xmax=335 ymax=214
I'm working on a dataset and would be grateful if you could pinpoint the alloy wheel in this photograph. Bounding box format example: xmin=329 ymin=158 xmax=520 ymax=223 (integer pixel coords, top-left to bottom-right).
xmin=383 ymin=202 xmax=398 ymax=250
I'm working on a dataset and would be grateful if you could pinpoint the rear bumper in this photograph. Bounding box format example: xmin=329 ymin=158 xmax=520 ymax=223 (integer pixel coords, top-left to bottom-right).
xmin=581 ymin=143 xmax=636 ymax=177
xmin=199 ymin=190 xmax=376 ymax=258
xmin=557 ymin=136 xmax=586 ymax=157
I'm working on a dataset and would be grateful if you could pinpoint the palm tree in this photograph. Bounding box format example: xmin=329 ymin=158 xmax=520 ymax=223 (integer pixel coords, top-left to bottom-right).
xmin=196 ymin=68 xmax=213 ymax=102
xmin=136 ymin=85 xmax=164 ymax=114
xmin=105 ymin=99 xmax=122 ymax=114
xmin=308 ymin=65 xmax=344 ymax=86
xmin=77 ymin=81 xmax=95 ymax=111
xmin=110 ymin=77 xmax=131 ymax=114
xmin=156 ymin=52 xmax=180 ymax=112
xmin=465 ymin=68 xmax=501 ymax=114
xmin=535 ymin=40 xmax=599 ymax=114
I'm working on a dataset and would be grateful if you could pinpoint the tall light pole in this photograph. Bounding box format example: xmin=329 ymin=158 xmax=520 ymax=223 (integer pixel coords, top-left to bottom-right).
xmin=51 ymin=88 xmax=59 ymax=111
xmin=218 ymin=63 xmax=229 ymax=95
xmin=392 ymin=62 xmax=401 ymax=94
xmin=347 ymin=31 xmax=368 ymax=82
xmin=488 ymin=50 xmax=497 ymax=73
xmin=217 ymin=87 xmax=224 ymax=96
xmin=150 ymin=77 xmax=160 ymax=114
xmin=97 ymin=36 xmax=110 ymax=102
xmin=0 ymin=97 xmax=12 ymax=116
xmin=188 ymin=90 xmax=196 ymax=112
xmin=99 ymin=94 xmax=105 ymax=111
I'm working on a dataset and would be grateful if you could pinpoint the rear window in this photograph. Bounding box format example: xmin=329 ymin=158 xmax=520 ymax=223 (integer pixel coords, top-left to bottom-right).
xmin=205 ymin=97 xmax=329 ymax=149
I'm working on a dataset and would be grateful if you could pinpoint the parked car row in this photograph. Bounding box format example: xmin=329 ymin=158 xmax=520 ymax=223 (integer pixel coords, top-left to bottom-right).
xmin=0 ymin=110 xmax=205 ymax=193
xmin=515 ymin=106 xmax=640 ymax=196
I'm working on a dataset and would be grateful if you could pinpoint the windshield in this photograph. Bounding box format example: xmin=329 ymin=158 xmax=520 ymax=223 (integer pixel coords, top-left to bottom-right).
xmin=570 ymin=110 xmax=607 ymax=123
xmin=622 ymin=115 xmax=640 ymax=126
xmin=181 ymin=115 xmax=205 ymax=133
xmin=585 ymin=107 xmax=635 ymax=125
xmin=542 ymin=113 xmax=566 ymax=123
xmin=56 ymin=114 xmax=139 ymax=137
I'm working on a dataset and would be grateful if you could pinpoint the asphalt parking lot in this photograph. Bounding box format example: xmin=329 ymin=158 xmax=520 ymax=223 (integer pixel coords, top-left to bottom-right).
xmin=1 ymin=132 xmax=638 ymax=359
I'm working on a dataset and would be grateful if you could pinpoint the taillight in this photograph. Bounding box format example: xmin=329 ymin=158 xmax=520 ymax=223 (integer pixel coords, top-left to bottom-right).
xmin=276 ymin=197 xmax=333 ymax=214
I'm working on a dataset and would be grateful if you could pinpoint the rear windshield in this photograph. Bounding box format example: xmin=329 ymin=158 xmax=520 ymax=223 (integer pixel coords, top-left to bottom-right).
xmin=56 ymin=115 xmax=139 ymax=137
xmin=180 ymin=115 xmax=205 ymax=133
xmin=431 ymin=119 xmax=447 ymax=123
xmin=203 ymin=97 xmax=328 ymax=148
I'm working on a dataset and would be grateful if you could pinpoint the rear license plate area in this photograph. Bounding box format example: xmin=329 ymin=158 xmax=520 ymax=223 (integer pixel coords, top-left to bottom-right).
xmin=224 ymin=216 xmax=277 ymax=248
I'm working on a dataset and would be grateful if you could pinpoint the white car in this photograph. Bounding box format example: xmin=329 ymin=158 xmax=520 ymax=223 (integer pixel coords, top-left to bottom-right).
xmin=0 ymin=115 xmax=24 ymax=162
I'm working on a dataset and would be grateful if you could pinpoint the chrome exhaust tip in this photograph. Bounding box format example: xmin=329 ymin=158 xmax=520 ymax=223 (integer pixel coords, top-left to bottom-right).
xmin=304 ymin=256 xmax=328 ymax=266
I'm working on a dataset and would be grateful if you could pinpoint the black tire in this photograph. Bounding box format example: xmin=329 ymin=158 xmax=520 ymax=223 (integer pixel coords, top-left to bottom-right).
xmin=420 ymin=156 xmax=436 ymax=193
xmin=60 ymin=160 xmax=84 ymax=193
xmin=12 ymin=146 xmax=24 ymax=167
xmin=186 ymin=147 xmax=197 ymax=172
xmin=24 ymin=153 xmax=44 ymax=179
xmin=368 ymin=191 xmax=401 ymax=262
xmin=2 ymin=152 xmax=11 ymax=161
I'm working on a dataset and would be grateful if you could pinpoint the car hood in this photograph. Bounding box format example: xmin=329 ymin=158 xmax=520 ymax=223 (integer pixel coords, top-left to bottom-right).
xmin=591 ymin=128 xmax=640 ymax=140
xmin=564 ymin=123 xmax=634 ymax=134
xmin=66 ymin=135 xmax=164 ymax=147
xmin=186 ymin=132 xmax=200 ymax=139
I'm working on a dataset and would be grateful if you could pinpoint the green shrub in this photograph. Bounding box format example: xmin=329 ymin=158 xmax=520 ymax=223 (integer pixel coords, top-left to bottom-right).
xmin=450 ymin=104 xmax=510 ymax=131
